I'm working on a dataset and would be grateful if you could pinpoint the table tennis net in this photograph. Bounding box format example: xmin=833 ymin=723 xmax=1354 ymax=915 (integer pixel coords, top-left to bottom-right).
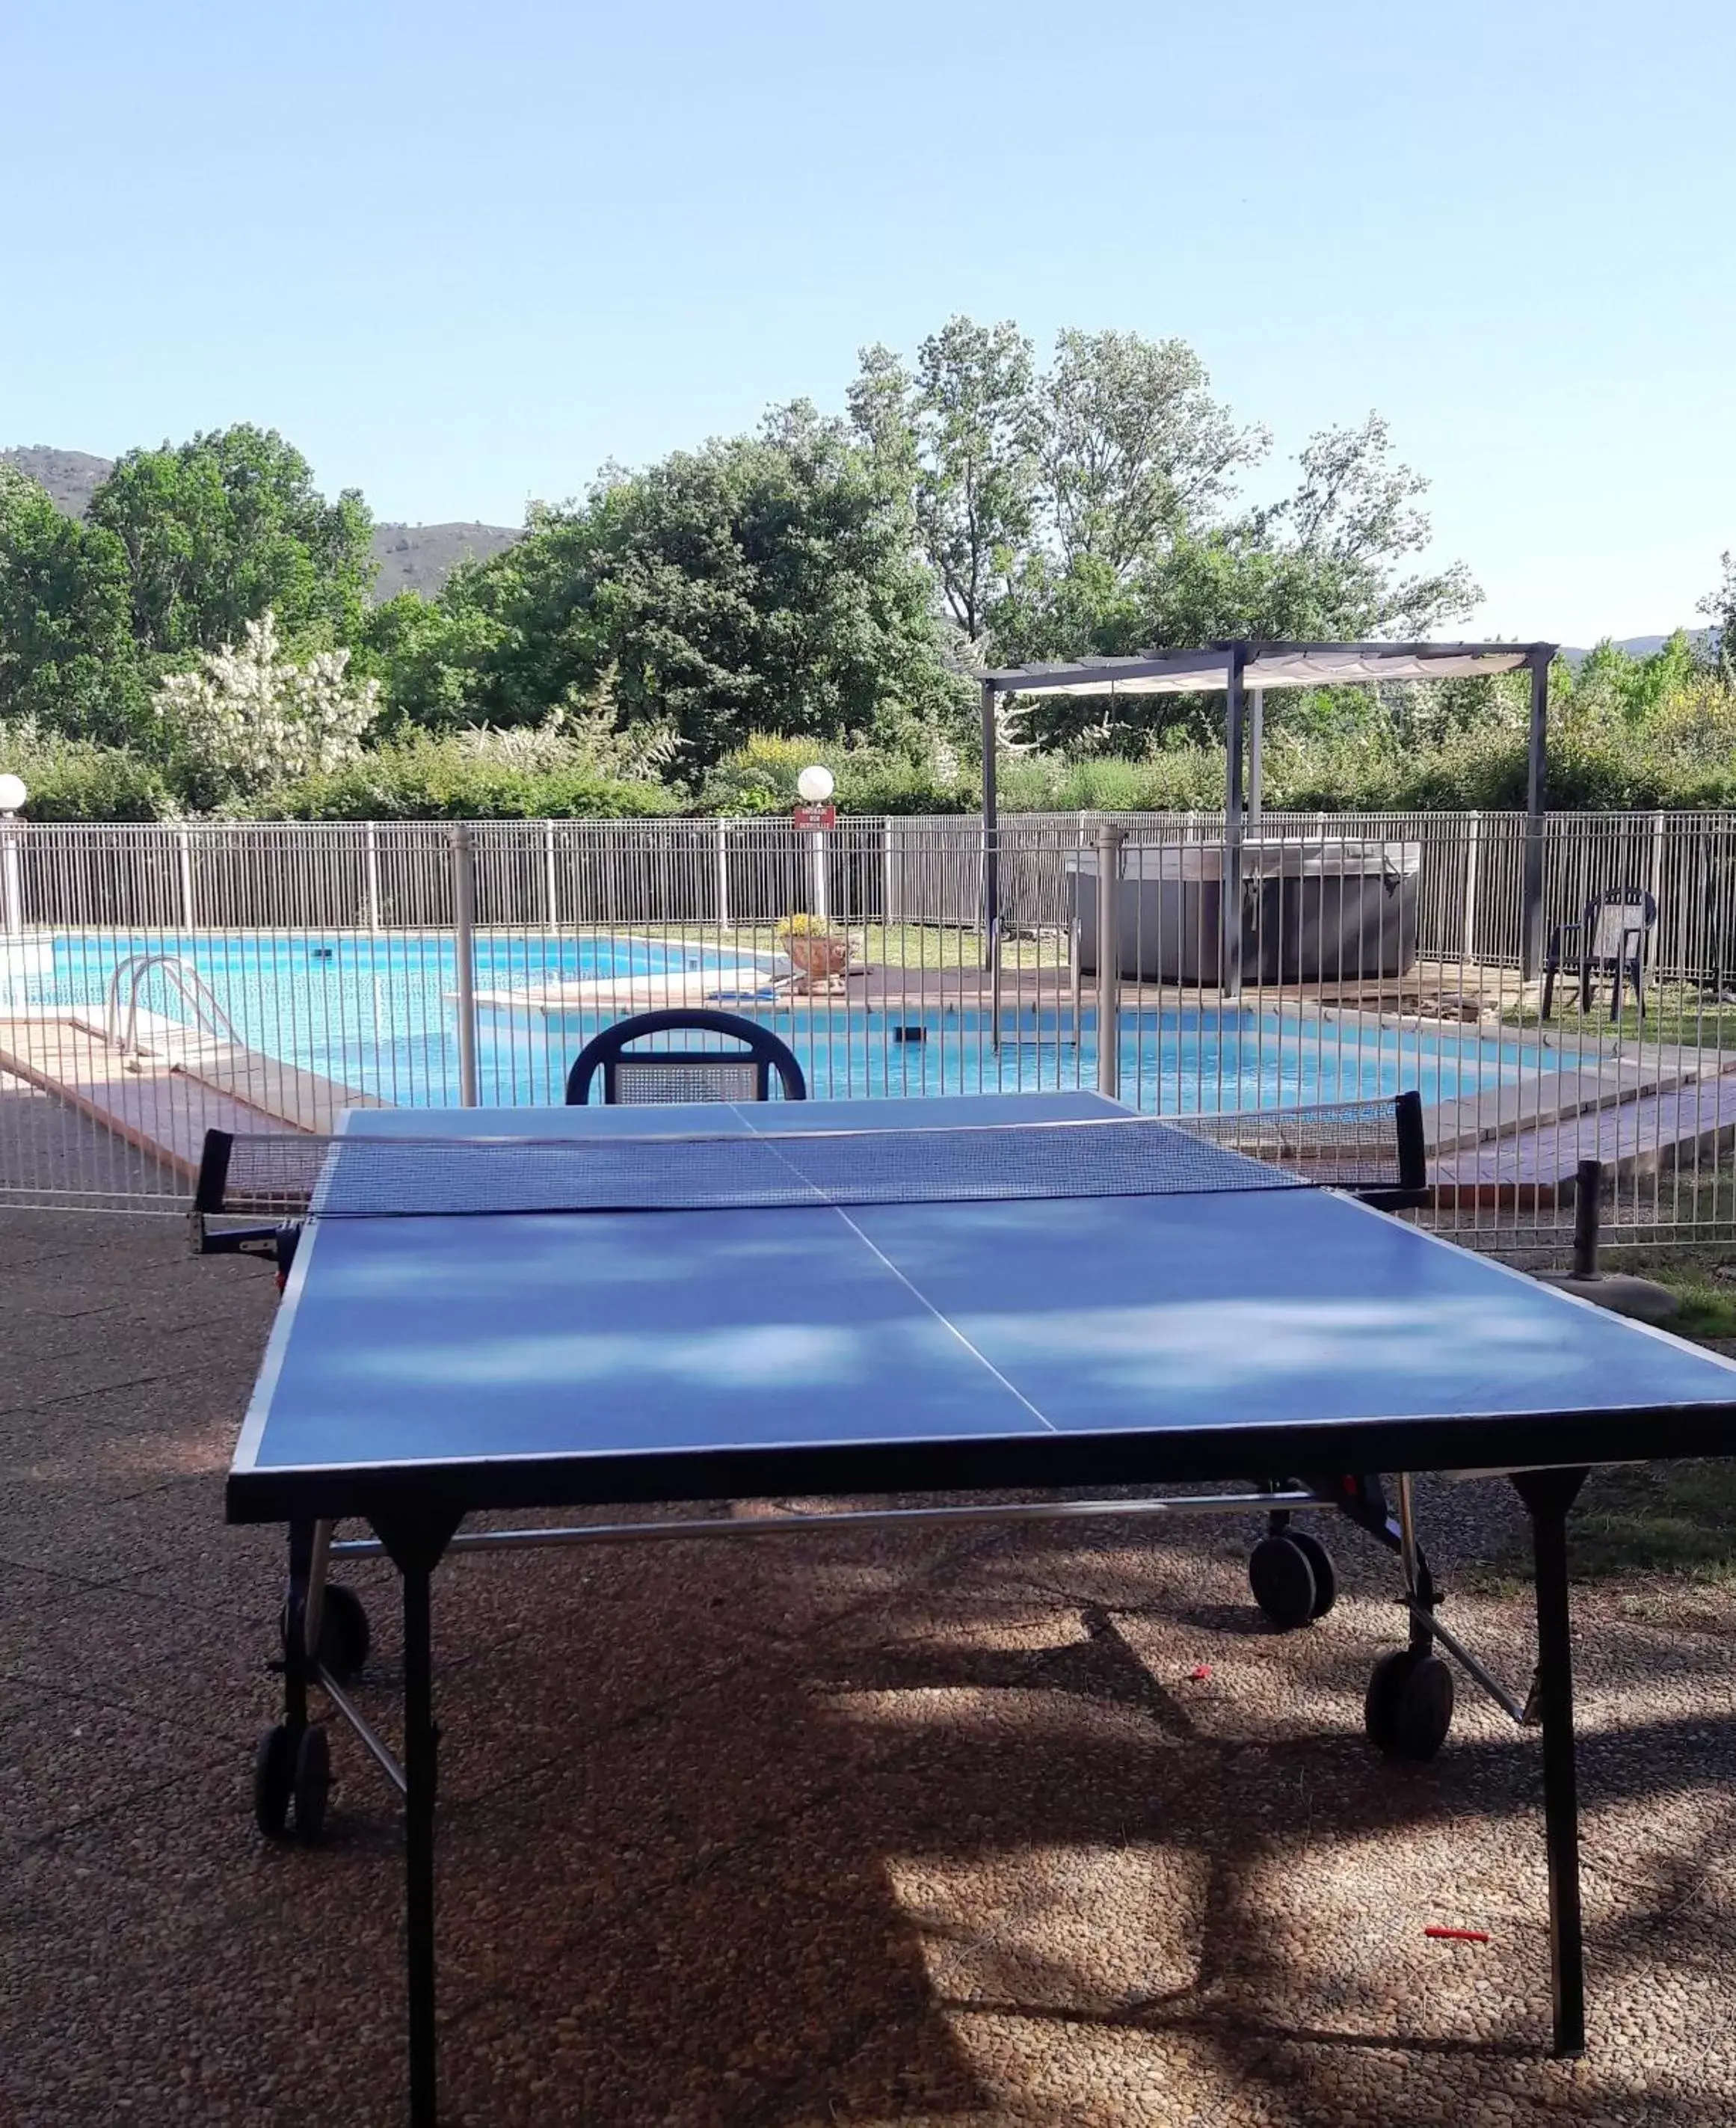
xmin=196 ymin=1098 xmax=1422 ymax=1226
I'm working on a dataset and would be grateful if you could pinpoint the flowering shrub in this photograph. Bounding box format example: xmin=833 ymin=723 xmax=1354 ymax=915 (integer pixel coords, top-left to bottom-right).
xmin=153 ymin=612 xmax=381 ymax=799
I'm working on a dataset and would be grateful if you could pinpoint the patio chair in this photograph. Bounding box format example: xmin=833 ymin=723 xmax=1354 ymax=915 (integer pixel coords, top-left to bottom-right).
xmin=1542 ymin=887 xmax=1657 ymax=1018
xmin=565 ymin=1007 xmax=807 ymax=1106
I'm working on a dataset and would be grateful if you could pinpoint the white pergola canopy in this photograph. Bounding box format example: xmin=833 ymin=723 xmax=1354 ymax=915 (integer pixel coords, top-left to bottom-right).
xmin=977 ymin=638 xmax=1559 ymax=982
xmin=982 ymin=639 xmax=1551 ymax=698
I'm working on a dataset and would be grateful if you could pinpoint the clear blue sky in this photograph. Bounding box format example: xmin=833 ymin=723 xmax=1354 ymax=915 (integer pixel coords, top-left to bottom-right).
xmin=3 ymin=0 xmax=1731 ymax=645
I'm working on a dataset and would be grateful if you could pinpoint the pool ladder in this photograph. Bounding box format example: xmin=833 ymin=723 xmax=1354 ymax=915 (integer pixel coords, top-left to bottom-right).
xmin=104 ymin=953 xmax=241 ymax=1057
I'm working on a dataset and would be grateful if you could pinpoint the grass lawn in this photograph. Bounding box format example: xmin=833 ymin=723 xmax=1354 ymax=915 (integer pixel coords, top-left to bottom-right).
xmin=1501 ymin=979 xmax=1736 ymax=1051
xmin=1565 ymin=1460 xmax=1736 ymax=1584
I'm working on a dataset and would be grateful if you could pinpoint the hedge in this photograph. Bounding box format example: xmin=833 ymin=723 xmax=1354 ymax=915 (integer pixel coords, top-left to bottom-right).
xmin=12 ymin=688 xmax=1736 ymax=821
xmin=252 ymin=745 xmax=680 ymax=822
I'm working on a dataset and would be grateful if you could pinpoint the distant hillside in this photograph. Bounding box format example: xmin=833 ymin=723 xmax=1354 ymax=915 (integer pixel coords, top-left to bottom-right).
xmin=1 ymin=445 xmax=111 ymax=517
xmin=1560 ymin=633 xmax=1711 ymax=665
xmin=370 ymin=520 xmax=521 ymax=596
xmin=0 ymin=445 xmax=521 ymax=600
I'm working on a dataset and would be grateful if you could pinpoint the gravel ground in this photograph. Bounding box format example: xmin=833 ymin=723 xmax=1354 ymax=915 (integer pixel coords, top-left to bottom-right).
xmin=4 ymin=1211 xmax=1736 ymax=2127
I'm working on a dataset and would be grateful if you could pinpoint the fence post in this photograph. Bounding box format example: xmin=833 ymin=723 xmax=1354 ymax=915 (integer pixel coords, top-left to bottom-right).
xmin=450 ymin=823 xmax=479 ymax=1107
xmin=717 ymin=820 xmax=730 ymax=932
xmin=365 ymin=825 xmax=382 ymax=932
xmin=0 ymin=806 xmax=22 ymax=940
xmin=1462 ymin=811 xmax=1482 ymax=964
xmin=544 ymin=821 xmax=559 ymax=930
xmin=176 ymin=827 xmax=195 ymax=932
xmin=1095 ymin=822 xmax=1124 ymax=1099
xmin=1649 ymin=811 xmax=1666 ymax=932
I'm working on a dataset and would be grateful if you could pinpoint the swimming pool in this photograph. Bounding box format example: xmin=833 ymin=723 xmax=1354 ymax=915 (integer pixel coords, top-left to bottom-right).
xmin=25 ymin=929 xmax=1533 ymax=1114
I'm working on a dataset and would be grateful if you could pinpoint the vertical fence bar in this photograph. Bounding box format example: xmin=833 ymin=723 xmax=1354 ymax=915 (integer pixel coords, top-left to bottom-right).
xmin=1222 ymin=654 xmax=1246 ymax=1002
xmin=1095 ymin=822 xmax=1123 ymax=1099
xmin=981 ymin=680 xmax=1000 ymax=973
xmin=176 ymin=828 xmax=195 ymax=932
xmin=449 ymin=823 xmax=479 ymax=1107
xmin=1649 ymin=809 xmax=1666 ymax=920
xmin=365 ymin=825 xmax=382 ymax=932
xmin=1462 ymin=810 xmax=1481 ymax=962
xmin=1521 ymin=656 xmax=1549 ymax=980
xmin=717 ymin=821 xmax=730 ymax=932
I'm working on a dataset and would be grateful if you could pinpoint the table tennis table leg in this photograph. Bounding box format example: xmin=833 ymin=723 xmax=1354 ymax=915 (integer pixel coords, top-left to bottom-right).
xmin=283 ymin=1519 xmax=315 ymax=1730
xmin=372 ymin=1511 xmax=461 ymax=2128
xmin=1512 ymin=1466 xmax=1589 ymax=2061
xmin=403 ymin=1557 xmax=438 ymax=2128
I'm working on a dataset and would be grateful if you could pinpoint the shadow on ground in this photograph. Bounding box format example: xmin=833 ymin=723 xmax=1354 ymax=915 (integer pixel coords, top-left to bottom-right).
xmin=4 ymin=1211 xmax=1735 ymax=2126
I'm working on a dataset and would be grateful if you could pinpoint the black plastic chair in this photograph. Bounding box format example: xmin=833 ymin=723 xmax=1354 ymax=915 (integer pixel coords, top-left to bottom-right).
xmin=1542 ymin=887 xmax=1657 ymax=1018
xmin=565 ymin=1008 xmax=807 ymax=1107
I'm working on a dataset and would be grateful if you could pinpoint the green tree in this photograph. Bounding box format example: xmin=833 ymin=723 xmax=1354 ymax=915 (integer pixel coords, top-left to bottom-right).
xmin=855 ymin=321 xmax=1477 ymax=738
xmin=87 ymin=425 xmax=375 ymax=658
xmin=1261 ymin=412 xmax=1479 ymax=636
xmin=1570 ymin=631 xmax=1701 ymax=723
xmin=0 ymin=464 xmax=147 ymax=742
xmin=1699 ymin=551 xmax=1735 ymax=676
xmin=378 ymin=409 xmax=968 ymax=766
xmin=1041 ymin=328 xmax=1266 ymax=575
xmin=849 ymin=318 xmax=1042 ymax=647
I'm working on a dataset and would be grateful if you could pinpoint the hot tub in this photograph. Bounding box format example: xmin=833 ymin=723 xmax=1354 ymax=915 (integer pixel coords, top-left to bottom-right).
xmin=1069 ymin=839 xmax=1421 ymax=984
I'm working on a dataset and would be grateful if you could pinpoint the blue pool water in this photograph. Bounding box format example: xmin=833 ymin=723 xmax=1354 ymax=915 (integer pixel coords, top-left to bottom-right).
xmin=28 ymin=930 xmax=1535 ymax=1114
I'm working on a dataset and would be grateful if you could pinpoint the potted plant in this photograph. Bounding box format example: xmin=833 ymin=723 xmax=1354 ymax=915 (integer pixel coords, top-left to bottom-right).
xmin=776 ymin=911 xmax=849 ymax=987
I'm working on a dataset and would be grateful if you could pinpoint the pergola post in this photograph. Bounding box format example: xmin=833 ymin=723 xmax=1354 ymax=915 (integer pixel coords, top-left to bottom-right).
xmin=981 ymin=678 xmax=999 ymax=973
xmin=1247 ymin=688 xmax=1263 ymax=835
xmin=1222 ymin=650 xmax=1247 ymax=1000
xmin=1521 ymin=653 xmax=1550 ymax=982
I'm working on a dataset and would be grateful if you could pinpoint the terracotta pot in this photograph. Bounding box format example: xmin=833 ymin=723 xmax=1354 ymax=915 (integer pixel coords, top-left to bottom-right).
xmin=783 ymin=933 xmax=849 ymax=980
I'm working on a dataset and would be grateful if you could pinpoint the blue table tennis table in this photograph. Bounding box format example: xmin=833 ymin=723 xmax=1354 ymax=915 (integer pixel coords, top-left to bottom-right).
xmin=225 ymin=1090 xmax=1736 ymax=2126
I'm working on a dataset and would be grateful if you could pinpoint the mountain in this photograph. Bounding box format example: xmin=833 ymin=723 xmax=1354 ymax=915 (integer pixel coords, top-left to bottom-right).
xmin=1 ymin=445 xmax=111 ymax=517
xmin=369 ymin=519 xmax=522 ymax=596
xmin=1560 ymin=633 xmax=1711 ymax=666
xmin=0 ymin=444 xmax=521 ymax=600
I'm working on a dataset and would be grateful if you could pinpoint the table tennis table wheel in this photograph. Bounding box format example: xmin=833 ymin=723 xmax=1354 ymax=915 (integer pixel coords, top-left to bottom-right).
xmin=253 ymin=1724 xmax=297 ymax=1838
xmin=292 ymin=1726 xmax=331 ymax=1841
xmin=253 ymin=1723 xmax=332 ymax=1839
xmin=1249 ymin=1533 xmax=1322 ymax=1632
xmin=279 ymin=1584 xmax=372 ymax=1680
xmin=1283 ymin=1530 xmax=1337 ymax=1620
xmin=1364 ymin=1649 xmax=1455 ymax=1761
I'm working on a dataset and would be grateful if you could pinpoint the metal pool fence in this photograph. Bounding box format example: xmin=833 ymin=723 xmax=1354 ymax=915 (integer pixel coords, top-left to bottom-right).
xmin=5 ymin=808 xmax=1736 ymax=1254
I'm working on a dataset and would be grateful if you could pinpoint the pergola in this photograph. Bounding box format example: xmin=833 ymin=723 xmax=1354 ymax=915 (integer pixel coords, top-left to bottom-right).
xmin=978 ymin=639 xmax=1558 ymax=984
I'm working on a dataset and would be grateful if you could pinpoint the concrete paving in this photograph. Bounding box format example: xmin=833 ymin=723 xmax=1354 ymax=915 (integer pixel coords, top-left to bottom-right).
xmin=4 ymin=1212 xmax=1736 ymax=2126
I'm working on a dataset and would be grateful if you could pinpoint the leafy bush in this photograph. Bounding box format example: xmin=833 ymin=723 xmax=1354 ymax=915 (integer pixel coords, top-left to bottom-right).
xmin=997 ymin=749 xmax=1228 ymax=811
xmin=695 ymin=733 xmax=974 ymax=815
xmin=250 ymin=733 xmax=678 ymax=820
xmin=0 ymin=728 xmax=177 ymax=821
xmin=154 ymin=611 xmax=382 ymax=806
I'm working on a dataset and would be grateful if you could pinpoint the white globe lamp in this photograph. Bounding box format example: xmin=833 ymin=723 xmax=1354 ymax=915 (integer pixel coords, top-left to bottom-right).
xmin=796 ymin=764 xmax=834 ymax=804
xmin=0 ymin=774 xmax=26 ymax=814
